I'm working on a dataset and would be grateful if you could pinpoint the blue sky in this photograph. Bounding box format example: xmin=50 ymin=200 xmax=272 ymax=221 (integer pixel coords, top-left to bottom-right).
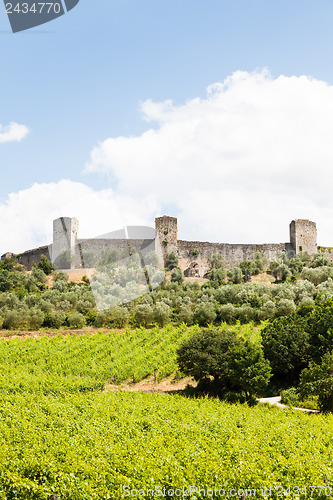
xmin=1 ymin=0 xmax=333 ymax=252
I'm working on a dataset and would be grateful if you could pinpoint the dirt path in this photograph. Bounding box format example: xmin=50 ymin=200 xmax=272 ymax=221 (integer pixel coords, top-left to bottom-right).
xmin=104 ymin=375 xmax=197 ymax=394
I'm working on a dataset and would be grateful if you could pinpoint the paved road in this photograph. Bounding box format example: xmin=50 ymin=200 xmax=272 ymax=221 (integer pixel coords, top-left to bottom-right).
xmin=258 ymin=396 xmax=319 ymax=413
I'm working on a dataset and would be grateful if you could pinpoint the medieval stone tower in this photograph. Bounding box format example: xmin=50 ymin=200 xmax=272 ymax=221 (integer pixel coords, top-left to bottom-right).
xmin=289 ymin=219 xmax=317 ymax=255
xmin=155 ymin=215 xmax=178 ymax=264
xmin=52 ymin=217 xmax=79 ymax=269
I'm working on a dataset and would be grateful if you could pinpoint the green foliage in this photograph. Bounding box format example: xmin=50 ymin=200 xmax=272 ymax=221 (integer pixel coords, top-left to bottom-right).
xmin=280 ymin=387 xmax=318 ymax=411
xmin=261 ymin=314 xmax=309 ymax=385
xmin=301 ymin=266 xmax=333 ymax=285
xmin=227 ymin=267 xmax=243 ymax=284
xmin=177 ymin=305 xmax=194 ymax=325
xmin=134 ymin=304 xmax=154 ymax=327
xmin=67 ymin=312 xmax=86 ymax=329
xmin=299 ymin=352 xmax=333 ymax=412
xmin=82 ymin=250 xmax=97 ymax=268
xmin=193 ymin=301 xmax=217 ymax=326
xmin=310 ymin=253 xmax=332 ymax=268
xmin=269 ymin=259 xmax=292 ymax=282
xmin=177 ymin=328 xmax=271 ymax=399
xmin=165 ymin=251 xmax=178 ymax=270
xmin=31 ymin=265 xmax=47 ymax=285
xmin=153 ymin=302 xmax=171 ymax=327
xmin=0 ymin=256 xmax=16 ymax=271
xmin=0 ymin=392 xmax=331 ymax=498
xmin=170 ymin=267 xmax=184 ymax=284
xmin=210 ymin=253 xmax=224 ymax=269
xmin=144 ymin=251 xmax=160 ymax=267
xmin=307 ymin=298 xmax=333 ymax=363
xmin=218 ymin=303 xmax=237 ymax=324
xmin=37 ymin=254 xmax=54 ymax=274
xmin=99 ymin=248 xmax=120 ymax=267
xmin=208 ymin=267 xmax=226 ymax=286
xmin=0 ymin=325 xmax=196 ymax=393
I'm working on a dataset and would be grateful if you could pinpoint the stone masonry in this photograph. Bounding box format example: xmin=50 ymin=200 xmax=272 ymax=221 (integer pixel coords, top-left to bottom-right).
xmin=2 ymin=216 xmax=322 ymax=277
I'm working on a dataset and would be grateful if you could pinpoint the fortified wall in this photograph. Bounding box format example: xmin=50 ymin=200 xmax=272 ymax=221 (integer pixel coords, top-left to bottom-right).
xmin=2 ymin=216 xmax=320 ymax=277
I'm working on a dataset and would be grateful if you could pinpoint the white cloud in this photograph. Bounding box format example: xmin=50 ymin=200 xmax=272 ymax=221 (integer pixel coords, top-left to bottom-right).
xmin=0 ymin=122 xmax=29 ymax=143
xmin=86 ymin=69 xmax=333 ymax=246
xmin=0 ymin=180 xmax=160 ymax=255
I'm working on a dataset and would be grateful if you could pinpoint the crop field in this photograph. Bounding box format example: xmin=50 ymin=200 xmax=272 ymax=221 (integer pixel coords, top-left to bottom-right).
xmin=0 ymin=392 xmax=332 ymax=499
xmin=0 ymin=325 xmax=199 ymax=394
xmin=0 ymin=325 xmax=332 ymax=499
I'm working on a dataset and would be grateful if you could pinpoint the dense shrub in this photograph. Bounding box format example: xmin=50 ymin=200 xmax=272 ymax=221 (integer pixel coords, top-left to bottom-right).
xmin=107 ymin=307 xmax=130 ymax=328
xmin=67 ymin=312 xmax=86 ymax=329
xmin=171 ymin=267 xmax=184 ymax=284
xmin=218 ymin=304 xmax=237 ymax=324
xmin=193 ymin=301 xmax=216 ymax=326
xmin=3 ymin=310 xmax=27 ymax=330
xmin=178 ymin=305 xmax=194 ymax=325
xmin=177 ymin=328 xmax=271 ymax=399
xmin=299 ymin=352 xmax=333 ymax=412
xmin=37 ymin=255 xmax=54 ymax=275
xmin=153 ymin=302 xmax=171 ymax=327
xmin=166 ymin=251 xmax=178 ymax=270
xmin=43 ymin=311 xmax=66 ymax=329
xmin=134 ymin=304 xmax=154 ymax=327
xmin=261 ymin=314 xmax=310 ymax=385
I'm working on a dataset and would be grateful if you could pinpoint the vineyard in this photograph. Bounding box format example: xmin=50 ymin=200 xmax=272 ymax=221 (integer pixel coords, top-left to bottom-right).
xmin=0 ymin=326 xmax=331 ymax=499
xmin=0 ymin=325 xmax=199 ymax=394
xmin=0 ymin=392 xmax=332 ymax=499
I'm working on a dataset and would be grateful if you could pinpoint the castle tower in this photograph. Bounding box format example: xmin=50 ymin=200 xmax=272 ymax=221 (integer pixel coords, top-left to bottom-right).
xmin=155 ymin=215 xmax=178 ymax=266
xmin=290 ymin=219 xmax=317 ymax=255
xmin=52 ymin=217 xmax=79 ymax=269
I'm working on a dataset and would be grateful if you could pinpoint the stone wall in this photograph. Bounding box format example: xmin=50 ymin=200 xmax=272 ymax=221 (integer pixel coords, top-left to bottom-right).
xmin=17 ymin=245 xmax=51 ymax=270
xmin=178 ymin=240 xmax=295 ymax=277
xmin=75 ymin=238 xmax=155 ymax=268
xmin=1 ymin=215 xmax=324 ymax=276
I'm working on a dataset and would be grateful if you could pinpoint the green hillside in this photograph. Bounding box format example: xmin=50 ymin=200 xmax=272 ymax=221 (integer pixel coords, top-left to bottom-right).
xmin=0 ymin=392 xmax=332 ymax=499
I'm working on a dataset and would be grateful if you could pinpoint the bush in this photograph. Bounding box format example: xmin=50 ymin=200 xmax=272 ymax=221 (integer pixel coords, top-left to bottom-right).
xmin=3 ymin=310 xmax=27 ymax=330
xmin=171 ymin=267 xmax=184 ymax=284
xmin=37 ymin=255 xmax=54 ymax=275
xmin=210 ymin=254 xmax=224 ymax=269
xmin=178 ymin=305 xmax=194 ymax=325
xmin=208 ymin=268 xmax=225 ymax=287
xmin=177 ymin=328 xmax=271 ymax=399
xmin=276 ymin=298 xmax=296 ymax=317
xmin=43 ymin=311 xmax=66 ymax=329
xmin=261 ymin=314 xmax=309 ymax=385
xmin=301 ymin=266 xmax=333 ymax=285
xmin=299 ymin=352 xmax=333 ymax=412
xmin=67 ymin=312 xmax=86 ymax=329
xmin=166 ymin=251 xmax=178 ymax=271
xmin=258 ymin=300 xmax=275 ymax=320
xmin=134 ymin=304 xmax=154 ymax=327
xmin=27 ymin=309 xmax=44 ymax=330
xmin=107 ymin=307 xmax=130 ymax=328
xmin=237 ymin=304 xmax=255 ymax=323
xmin=153 ymin=302 xmax=171 ymax=327
xmin=32 ymin=267 xmax=47 ymax=285
xmin=193 ymin=301 xmax=217 ymax=326
xmin=227 ymin=267 xmax=243 ymax=284
xmin=218 ymin=304 xmax=237 ymax=324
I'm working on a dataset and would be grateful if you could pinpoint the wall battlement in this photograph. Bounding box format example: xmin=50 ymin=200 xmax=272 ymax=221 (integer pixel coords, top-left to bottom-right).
xmin=1 ymin=216 xmax=320 ymax=276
